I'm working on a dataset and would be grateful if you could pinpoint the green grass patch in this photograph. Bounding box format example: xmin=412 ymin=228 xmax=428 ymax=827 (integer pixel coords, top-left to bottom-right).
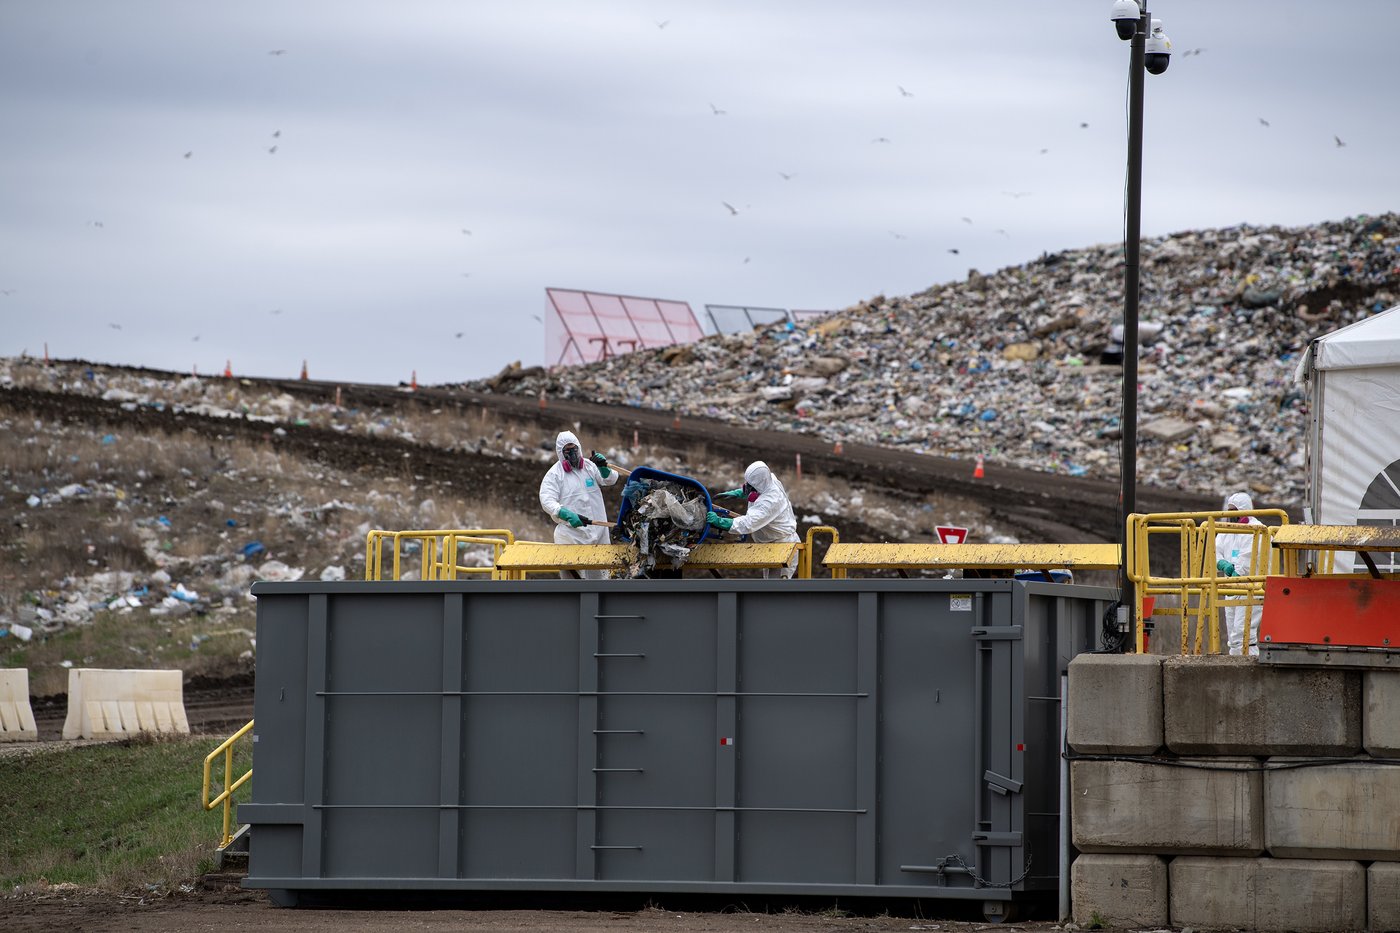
xmin=0 ymin=733 xmax=252 ymax=892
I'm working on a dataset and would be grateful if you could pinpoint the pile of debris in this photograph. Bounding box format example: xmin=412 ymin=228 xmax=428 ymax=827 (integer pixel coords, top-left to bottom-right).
xmin=472 ymin=213 xmax=1399 ymax=505
xmin=615 ymin=472 xmax=709 ymax=577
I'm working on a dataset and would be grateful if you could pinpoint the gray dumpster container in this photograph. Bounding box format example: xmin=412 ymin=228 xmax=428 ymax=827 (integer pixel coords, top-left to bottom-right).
xmin=241 ymin=579 xmax=1108 ymax=910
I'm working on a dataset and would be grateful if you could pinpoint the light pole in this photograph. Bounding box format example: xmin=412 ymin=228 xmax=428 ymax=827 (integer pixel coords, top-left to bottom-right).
xmin=1109 ymin=0 xmax=1170 ymax=649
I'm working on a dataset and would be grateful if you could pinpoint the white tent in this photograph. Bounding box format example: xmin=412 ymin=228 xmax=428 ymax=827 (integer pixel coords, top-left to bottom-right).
xmin=1298 ymin=304 xmax=1400 ymax=572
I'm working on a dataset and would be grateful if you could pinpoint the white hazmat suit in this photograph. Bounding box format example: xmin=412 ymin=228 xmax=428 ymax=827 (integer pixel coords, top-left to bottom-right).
xmin=1214 ymin=491 xmax=1265 ymax=655
xmin=538 ymin=430 xmax=618 ymax=580
xmin=728 ymin=461 xmax=800 ymax=579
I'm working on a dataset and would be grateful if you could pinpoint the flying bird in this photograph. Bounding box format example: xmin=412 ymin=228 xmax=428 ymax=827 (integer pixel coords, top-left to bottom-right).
xmin=267 ymin=145 xmax=278 ymax=154
xmin=961 ymin=217 xmax=973 ymax=225
xmin=268 ymin=49 xmax=286 ymax=55
xmin=192 ymin=335 xmax=200 ymax=342
xmin=742 ymin=257 xmax=750 ymax=264
xmin=270 ymin=308 xmax=283 ymax=315
xmin=1258 ymin=117 xmax=1271 ymax=127
xmin=655 ymin=20 xmax=670 ymax=29
xmin=454 ymin=332 xmax=464 ymax=338
xmin=461 ymin=272 xmax=471 ymax=278
xmin=1334 ymin=135 xmax=1347 ymax=148
xmin=461 ymin=228 xmax=472 ymax=235
xmin=1001 ymin=190 xmax=1031 ymax=198
xmin=947 ymin=248 xmax=959 ymax=255
xmin=871 ymin=136 xmax=891 ymax=144
xmin=1079 ymin=122 xmax=1089 ymax=129
xmin=272 ymin=130 xmax=281 ymax=138
xmin=183 ymin=151 xmax=193 ymax=159
xmin=531 ymin=314 xmax=543 ymax=323
xmin=721 ymin=201 xmax=738 ymax=216
xmin=777 ymin=171 xmax=796 ymax=181
xmin=995 ymin=229 xmax=1009 ymax=237
xmin=897 ymin=85 xmax=914 ymax=97
xmin=1039 ymin=148 xmax=1049 ymax=155
xmin=0 ymin=289 xmax=13 ymax=296
xmin=889 ymin=231 xmax=907 ymax=240
xmin=709 ymin=102 xmax=727 ymax=115
xmin=87 ymin=220 xmax=104 ymax=228
xmin=109 ymin=323 xmax=122 ymax=330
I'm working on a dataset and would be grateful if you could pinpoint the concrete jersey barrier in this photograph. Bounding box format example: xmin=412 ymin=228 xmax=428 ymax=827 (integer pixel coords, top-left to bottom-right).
xmin=0 ymin=668 xmax=38 ymax=741
xmin=61 ymin=668 xmax=189 ymax=739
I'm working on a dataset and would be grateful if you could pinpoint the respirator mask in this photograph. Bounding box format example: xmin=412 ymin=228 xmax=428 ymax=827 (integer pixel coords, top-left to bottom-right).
xmin=563 ymin=445 xmax=582 ymax=472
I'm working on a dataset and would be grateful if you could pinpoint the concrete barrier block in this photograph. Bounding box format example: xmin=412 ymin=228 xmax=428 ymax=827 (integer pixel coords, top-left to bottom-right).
xmin=1068 ymin=653 xmax=1163 ymax=754
xmin=1163 ymin=656 xmax=1361 ymax=756
xmin=1370 ymin=862 xmax=1400 ymax=932
xmin=1266 ymin=757 xmax=1400 ymax=860
xmin=1071 ymin=757 xmax=1264 ymax=855
xmin=1170 ymin=856 xmax=1365 ymax=932
xmin=61 ymin=669 xmax=189 ymax=740
xmin=0 ymin=668 xmax=38 ymax=741
xmin=1070 ymin=853 xmax=1167 ymax=928
xmin=1364 ymin=669 xmax=1400 ymax=757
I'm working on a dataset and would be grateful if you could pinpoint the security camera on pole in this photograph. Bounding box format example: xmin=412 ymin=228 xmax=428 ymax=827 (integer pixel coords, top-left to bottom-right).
xmin=1108 ymin=0 xmax=1170 ymax=651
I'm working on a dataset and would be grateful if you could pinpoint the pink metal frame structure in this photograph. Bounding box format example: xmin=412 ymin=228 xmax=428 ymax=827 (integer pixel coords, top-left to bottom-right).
xmin=545 ymin=288 xmax=704 ymax=367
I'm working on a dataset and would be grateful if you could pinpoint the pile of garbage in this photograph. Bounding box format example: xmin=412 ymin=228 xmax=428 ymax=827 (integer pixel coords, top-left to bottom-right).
xmin=615 ymin=472 xmax=710 ymax=576
xmin=475 ymin=213 xmax=1399 ymax=505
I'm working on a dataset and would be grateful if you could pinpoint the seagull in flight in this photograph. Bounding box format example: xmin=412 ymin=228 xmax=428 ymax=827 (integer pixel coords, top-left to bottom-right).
xmin=1334 ymin=135 xmax=1347 ymax=148
xmin=721 ymin=201 xmax=738 ymax=216
xmin=897 ymin=85 xmax=914 ymax=97
xmin=1258 ymin=117 xmax=1271 ymax=128
xmin=192 ymin=335 xmax=200 ymax=342
xmin=455 ymin=331 xmax=464 ymax=338
xmin=709 ymin=102 xmax=727 ymax=116
xmin=1039 ymin=148 xmax=1049 ymax=155
xmin=961 ymin=216 xmax=973 ymax=225
xmin=1001 ymin=190 xmax=1031 ymax=199
xmin=109 ymin=323 xmax=122 ymax=330
xmin=871 ymin=136 xmax=891 ymax=144
xmin=272 ymin=130 xmax=281 ymax=138
xmin=268 ymin=49 xmax=286 ymax=55
xmin=531 ymin=314 xmax=543 ymax=323
xmin=889 ymin=231 xmax=907 ymax=240
xmin=777 ymin=171 xmax=796 ymax=181
xmin=267 ymin=145 xmax=278 ymax=154
xmin=655 ymin=20 xmax=670 ymax=29
xmin=1079 ymin=122 xmax=1089 ymax=129
xmin=183 ymin=151 xmax=193 ymax=159
xmin=946 ymin=248 xmax=959 ymax=255
xmin=461 ymin=228 xmax=472 ymax=235
xmin=87 ymin=220 xmax=104 ymax=228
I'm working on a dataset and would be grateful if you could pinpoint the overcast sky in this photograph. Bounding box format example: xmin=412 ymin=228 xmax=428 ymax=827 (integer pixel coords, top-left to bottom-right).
xmin=1 ymin=1 xmax=1395 ymax=385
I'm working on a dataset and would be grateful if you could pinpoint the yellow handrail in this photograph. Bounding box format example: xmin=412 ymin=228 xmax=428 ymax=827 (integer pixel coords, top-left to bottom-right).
xmin=202 ymin=719 xmax=254 ymax=849
xmin=802 ymin=526 xmax=841 ymax=578
xmin=365 ymin=529 xmax=517 ymax=581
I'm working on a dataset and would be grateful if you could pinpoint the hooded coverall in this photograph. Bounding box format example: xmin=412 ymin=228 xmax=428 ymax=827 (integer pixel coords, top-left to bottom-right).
xmin=728 ymin=460 xmax=800 ymax=579
xmin=538 ymin=430 xmax=618 ymax=580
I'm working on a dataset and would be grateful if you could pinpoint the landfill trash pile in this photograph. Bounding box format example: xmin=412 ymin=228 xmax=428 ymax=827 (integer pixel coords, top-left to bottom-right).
xmin=616 ymin=473 xmax=710 ymax=576
xmin=474 ymin=214 xmax=1399 ymax=505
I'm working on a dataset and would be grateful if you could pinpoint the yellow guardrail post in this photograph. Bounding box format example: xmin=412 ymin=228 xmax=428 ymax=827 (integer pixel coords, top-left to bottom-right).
xmin=202 ymin=719 xmax=255 ymax=850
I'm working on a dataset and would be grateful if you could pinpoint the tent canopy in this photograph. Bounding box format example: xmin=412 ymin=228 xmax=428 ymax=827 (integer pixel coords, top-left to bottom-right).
xmin=1312 ymin=304 xmax=1400 ymax=371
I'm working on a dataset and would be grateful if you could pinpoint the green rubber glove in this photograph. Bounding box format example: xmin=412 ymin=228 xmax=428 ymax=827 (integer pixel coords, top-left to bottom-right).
xmin=1215 ymin=559 xmax=1236 ymax=577
xmin=716 ymin=488 xmax=744 ymax=499
xmin=589 ymin=451 xmax=610 ymax=477
xmin=707 ymin=511 xmax=734 ymax=531
xmin=558 ymin=507 xmax=585 ymax=528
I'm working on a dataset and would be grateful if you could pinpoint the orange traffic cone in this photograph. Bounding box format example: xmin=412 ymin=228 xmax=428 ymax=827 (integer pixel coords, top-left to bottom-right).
xmin=795 ymin=453 xmax=803 ymax=479
xmin=632 ymin=429 xmax=639 ymax=452
xmin=973 ymin=454 xmax=985 ymax=479
xmin=300 ymin=360 xmax=308 ymax=380
xmin=538 ymin=388 xmax=547 ymax=410
xmin=223 ymin=360 xmax=232 ymax=378
xmin=410 ymin=370 xmax=418 ymax=391
xmin=833 ymin=439 xmax=844 ymax=455
xmin=672 ymin=413 xmax=681 ymax=429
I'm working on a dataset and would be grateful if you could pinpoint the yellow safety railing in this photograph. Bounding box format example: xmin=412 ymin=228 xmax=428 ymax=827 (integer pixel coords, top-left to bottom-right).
xmin=802 ymin=526 xmax=841 ymax=578
xmin=1126 ymin=509 xmax=1289 ymax=654
xmin=365 ymin=529 xmax=517 ymax=581
xmin=202 ymin=719 xmax=254 ymax=850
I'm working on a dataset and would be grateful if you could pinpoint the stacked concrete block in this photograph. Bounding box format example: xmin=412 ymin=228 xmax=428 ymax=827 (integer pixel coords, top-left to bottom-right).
xmin=1067 ymin=653 xmax=1163 ymax=754
xmin=1072 ymin=757 xmax=1264 ymax=855
xmin=1364 ymin=669 xmax=1400 ymax=757
xmin=1070 ymin=853 xmax=1167 ymax=928
xmin=1163 ymin=655 xmax=1361 ymax=755
xmin=1370 ymin=863 xmax=1400 ymax=932
xmin=1266 ymin=758 xmax=1400 ymax=860
xmin=1171 ymin=857 xmax=1366 ymax=932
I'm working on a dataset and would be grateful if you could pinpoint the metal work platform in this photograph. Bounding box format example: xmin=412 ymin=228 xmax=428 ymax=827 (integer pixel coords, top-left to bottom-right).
xmin=240 ymin=578 xmax=1111 ymax=910
xmin=823 ymin=543 xmax=1121 ymax=577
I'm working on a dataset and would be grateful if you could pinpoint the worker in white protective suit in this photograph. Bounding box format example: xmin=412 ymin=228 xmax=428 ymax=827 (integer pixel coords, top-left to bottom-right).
xmin=1214 ymin=491 xmax=1266 ymax=656
xmin=539 ymin=430 xmax=619 ymax=580
xmin=706 ymin=461 xmax=800 ymax=579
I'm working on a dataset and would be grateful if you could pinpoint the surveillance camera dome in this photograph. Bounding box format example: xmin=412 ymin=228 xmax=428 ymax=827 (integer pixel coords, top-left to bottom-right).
xmin=1110 ymin=0 xmax=1141 ymax=40
xmin=1144 ymin=21 xmax=1171 ymax=74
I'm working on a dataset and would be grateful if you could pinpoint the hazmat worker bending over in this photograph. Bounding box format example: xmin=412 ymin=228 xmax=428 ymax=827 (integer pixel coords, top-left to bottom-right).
xmin=707 ymin=461 xmax=800 ymax=579
xmin=1214 ymin=491 xmax=1265 ymax=656
xmin=539 ymin=430 xmax=618 ymax=580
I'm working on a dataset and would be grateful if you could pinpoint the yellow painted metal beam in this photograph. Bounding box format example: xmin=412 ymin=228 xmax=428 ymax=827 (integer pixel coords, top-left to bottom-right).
xmin=685 ymin=542 xmax=800 ymax=570
xmin=1271 ymin=524 xmax=1400 ymax=550
xmin=495 ymin=543 xmax=636 ymax=571
xmin=823 ymin=542 xmax=1121 ymax=570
